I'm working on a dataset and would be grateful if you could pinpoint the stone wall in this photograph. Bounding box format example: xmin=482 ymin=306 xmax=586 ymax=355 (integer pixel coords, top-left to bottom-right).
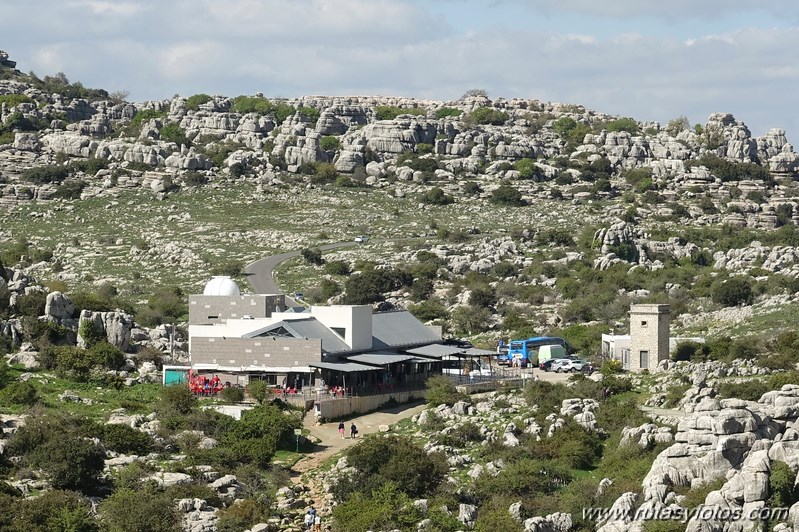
xmin=189 ymin=336 xmax=321 ymax=368
xmin=188 ymin=294 xmax=286 ymax=325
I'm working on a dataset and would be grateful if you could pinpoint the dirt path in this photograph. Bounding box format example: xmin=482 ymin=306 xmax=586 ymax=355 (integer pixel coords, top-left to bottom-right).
xmin=640 ymin=405 xmax=689 ymax=418
xmin=291 ymin=400 xmax=429 ymax=478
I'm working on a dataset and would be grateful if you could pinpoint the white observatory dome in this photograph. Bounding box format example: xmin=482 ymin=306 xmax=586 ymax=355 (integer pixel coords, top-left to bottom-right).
xmin=203 ymin=276 xmax=241 ymax=296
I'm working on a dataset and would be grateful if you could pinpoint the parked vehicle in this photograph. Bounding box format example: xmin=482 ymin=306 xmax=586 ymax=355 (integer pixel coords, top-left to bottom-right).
xmin=540 ymin=357 xmax=571 ymax=371
xmin=498 ymin=336 xmax=574 ymax=366
xmin=294 ymin=292 xmax=304 ymax=301
xmin=548 ymin=358 xmax=574 ymax=372
xmin=556 ymin=359 xmax=589 ymax=373
xmin=354 ymin=235 xmax=369 ymax=243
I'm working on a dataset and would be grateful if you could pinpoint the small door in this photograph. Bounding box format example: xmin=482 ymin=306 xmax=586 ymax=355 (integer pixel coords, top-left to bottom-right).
xmin=639 ymin=350 xmax=649 ymax=370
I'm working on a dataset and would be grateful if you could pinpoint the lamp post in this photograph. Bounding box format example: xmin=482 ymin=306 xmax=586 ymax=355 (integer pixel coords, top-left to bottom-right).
xmin=295 ymin=428 xmax=302 ymax=452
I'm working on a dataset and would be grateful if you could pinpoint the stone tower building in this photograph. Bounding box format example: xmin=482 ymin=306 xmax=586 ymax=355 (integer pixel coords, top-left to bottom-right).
xmin=627 ymin=304 xmax=670 ymax=372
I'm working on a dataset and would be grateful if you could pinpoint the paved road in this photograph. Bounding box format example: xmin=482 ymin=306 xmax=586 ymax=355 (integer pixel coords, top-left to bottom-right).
xmin=244 ymin=242 xmax=355 ymax=303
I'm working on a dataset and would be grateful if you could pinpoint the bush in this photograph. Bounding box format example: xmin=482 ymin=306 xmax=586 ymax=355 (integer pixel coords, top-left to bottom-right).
xmin=332 ymin=483 xmax=421 ymax=532
xmin=605 ymin=117 xmax=640 ymax=134
xmin=324 ymin=260 xmax=351 ymax=276
xmin=160 ymin=123 xmax=189 ymax=146
xmin=22 ymin=165 xmax=69 ymax=184
xmin=473 ymin=459 xmax=572 ymax=502
xmin=515 ymin=158 xmax=543 ymax=180
xmin=408 ymin=299 xmax=448 ymax=322
xmin=342 ymin=269 xmax=412 ymax=305
xmin=1 ymin=381 xmax=38 ymax=406
xmin=185 ymin=93 xmax=212 ymax=111
xmin=10 ymin=490 xmax=98 ymax=532
xmin=247 ymin=380 xmax=269 ymax=404
xmin=490 ymin=184 xmax=523 ymax=206
xmin=212 ymin=260 xmax=244 ymax=277
xmin=52 ymin=179 xmax=87 ymax=199
xmin=341 ymin=434 xmax=447 ymax=499
xmin=425 ymin=375 xmax=468 ymax=406
xmin=435 ymin=107 xmax=462 ymax=119
xmin=769 ymin=461 xmax=799 ymax=508
xmin=217 ymin=499 xmax=270 ymax=532
xmin=221 ymin=386 xmax=245 ymax=404
xmin=421 ymin=187 xmax=454 ymax=205
xmin=711 ymin=277 xmax=753 ymax=307
xmin=320 ymin=136 xmax=340 ymax=151
xmin=223 ymin=404 xmax=301 ymax=466
xmin=231 ymin=95 xmax=274 ymax=115
xmin=98 ymin=487 xmax=181 ymax=532
xmin=301 ymin=247 xmax=324 ymax=266
xmin=28 ymin=432 xmax=105 ymax=491
xmin=468 ymin=107 xmax=509 ymax=125
xmin=101 ymin=423 xmax=153 ymax=455
xmin=374 ymin=106 xmax=426 ymax=120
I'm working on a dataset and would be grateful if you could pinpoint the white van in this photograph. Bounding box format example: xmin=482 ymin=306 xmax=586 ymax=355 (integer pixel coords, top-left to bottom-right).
xmin=537 ymin=345 xmax=568 ymax=365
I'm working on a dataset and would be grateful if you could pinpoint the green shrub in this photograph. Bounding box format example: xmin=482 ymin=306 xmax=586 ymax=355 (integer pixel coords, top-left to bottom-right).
xmin=473 ymin=459 xmax=572 ymax=501
xmin=247 ymin=380 xmax=269 ymax=405
xmin=52 ymin=179 xmax=87 ymax=199
xmin=101 ymin=423 xmax=153 ymax=454
xmin=408 ymin=299 xmax=448 ymax=322
xmin=711 ymin=276 xmax=753 ymax=307
xmin=221 ymin=386 xmax=244 ymax=404
xmin=184 ymin=172 xmax=208 ymax=186
xmin=0 ymin=94 xmax=35 ymax=107
xmin=185 ymin=93 xmax=212 ymax=111
xmin=515 ymin=158 xmax=543 ymax=180
xmin=468 ymin=107 xmax=509 ymax=125
xmin=231 ymin=96 xmax=274 ymax=115
xmin=340 ymin=434 xmax=447 ymax=500
xmin=685 ymin=154 xmax=772 ymax=185
xmin=301 ymin=247 xmax=324 ymax=265
xmin=1 ymin=381 xmax=38 ymax=406
xmin=425 ymin=375 xmax=468 ymax=406
xmin=159 ymin=123 xmax=190 ymax=146
xmin=22 ymin=165 xmax=69 ymax=184
xmin=10 ymin=490 xmax=98 ymax=532
xmin=605 ymin=117 xmax=640 ymax=134
xmin=375 ymin=106 xmax=426 ymax=120
xmin=98 ymin=487 xmax=181 ymax=532
xmin=490 ymin=184 xmax=523 ymax=206
xmin=223 ymin=404 xmax=301 ymax=466
xmin=769 ymin=461 xmax=799 ymax=508
xmin=421 ymin=187 xmax=454 ymax=205
xmin=217 ymin=499 xmax=270 ymax=532
xmin=320 ymin=136 xmax=341 ymax=151
xmin=435 ymin=107 xmax=462 ymax=119
xmin=211 ymin=260 xmax=244 ymax=277
xmin=332 ymin=483 xmax=421 ymax=532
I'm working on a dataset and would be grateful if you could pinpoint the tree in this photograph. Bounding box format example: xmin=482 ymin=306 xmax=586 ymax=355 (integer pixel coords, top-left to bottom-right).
xmin=421 ymin=187 xmax=454 ymax=205
xmin=28 ymin=433 xmax=105 ymax=491
xmin=98 ymin=488 xmax=181 ymax=532
xmin=711 ymin=277 xmax=754 ymax=307
xmin=490 ymin=185 xmax=523 ymax=206
xmin=320 ymin=136 xmax=341 ymax=151
xmin=666 ymin=116 xmax=690 ymax=136
xmin=515 ymin=158 xmax=542 ymax=180
xmin=425 ymin=375 xmax=467 ymax=406
xmin=247 ymin=380 xmax=269 ymax=404
xmin=301 ymin=248 xmax=324 ymax=266
xmin=223 ymin=404 xmax=301 ymax=466
xmin=461 ymin=88 xmax=488 ymax=99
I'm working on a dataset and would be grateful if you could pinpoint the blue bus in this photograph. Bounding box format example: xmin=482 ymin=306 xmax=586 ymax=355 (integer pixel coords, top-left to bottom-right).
xmin=500 ymin=337 xmax=573 ymax=366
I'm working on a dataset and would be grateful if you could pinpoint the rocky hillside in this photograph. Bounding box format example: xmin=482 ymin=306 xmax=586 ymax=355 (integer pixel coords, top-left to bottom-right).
xmin=2 ymin=62 xmax=799 ymax=349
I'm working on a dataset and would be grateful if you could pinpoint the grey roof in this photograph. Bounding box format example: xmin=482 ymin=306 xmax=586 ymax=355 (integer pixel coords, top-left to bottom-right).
xmin=372 ymin=311 xmax=442 ymax=350
xmin=245 ymin=318 xmax=350 ymax=353
xmin=346 ymin=353 xmax=416 ymax=366
xmin=310 ymin=361 xmax=383 ymax=373
xmin=405 ymin=344 xmax=463 ymax=358
xmin=282 ymin=319 xmax=351 ymax=353
xmin=461 ymin=347 xmax=497 ymax=357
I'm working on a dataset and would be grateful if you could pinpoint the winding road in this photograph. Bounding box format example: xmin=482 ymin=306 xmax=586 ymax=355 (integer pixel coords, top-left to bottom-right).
xmin=244 ymin=242 xmax=355 ymax=303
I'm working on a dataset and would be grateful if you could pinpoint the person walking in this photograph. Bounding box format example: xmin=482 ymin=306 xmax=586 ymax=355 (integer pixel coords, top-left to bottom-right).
xmin=314 ymin=513 xmax=321 ymax=532
xmin=303 ymin=509 xmax=314 ymax=531
xmin=338 ymin=421 xmax=345 ymax=439
xmin=350 ymin=422 xmax=358 ymax=439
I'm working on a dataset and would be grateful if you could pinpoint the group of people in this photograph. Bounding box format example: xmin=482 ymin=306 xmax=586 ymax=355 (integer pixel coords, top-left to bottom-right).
xmin=187 ymin=371 xmax=226 ymax=396
xmin=338 ymin=421 xmax=358 ymax=439
xmin=303 ymin=507 xmax=321 ymax=531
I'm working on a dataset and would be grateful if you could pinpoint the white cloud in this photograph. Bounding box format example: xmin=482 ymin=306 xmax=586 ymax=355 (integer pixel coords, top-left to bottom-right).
xmin=67 ymin=0 xmax=145 ymax=17
xmin=3 ymin=1 xmax=799 ymax=137
xmin=472 ymin=0 xmax=799 ymax=20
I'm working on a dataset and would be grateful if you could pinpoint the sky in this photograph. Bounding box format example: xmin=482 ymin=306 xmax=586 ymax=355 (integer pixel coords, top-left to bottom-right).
xmin=3 ymin=0 xmax=799 ymax=137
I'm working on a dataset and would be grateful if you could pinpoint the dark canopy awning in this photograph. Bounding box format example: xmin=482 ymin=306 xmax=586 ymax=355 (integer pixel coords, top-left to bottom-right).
xmin=310 ymin=361 xmax=383 ymax=373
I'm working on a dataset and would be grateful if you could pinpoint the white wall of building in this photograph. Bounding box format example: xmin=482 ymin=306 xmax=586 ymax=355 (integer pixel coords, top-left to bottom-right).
xmin=311 ymin=305 xmax=373 ymax=351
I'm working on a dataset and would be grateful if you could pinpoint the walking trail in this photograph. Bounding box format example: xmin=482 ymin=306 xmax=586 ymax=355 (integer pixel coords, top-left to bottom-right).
xmin=288 ymin=400 xmax=430 ymax=509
